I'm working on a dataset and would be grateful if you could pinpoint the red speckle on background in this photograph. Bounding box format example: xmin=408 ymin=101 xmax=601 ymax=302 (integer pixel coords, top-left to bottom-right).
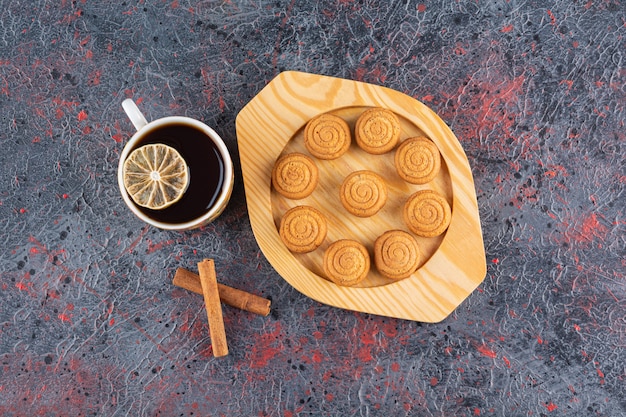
xmin=547 ymin=10 xmax=557 ymax=26
xmin=501 ymin=24 xmax=514 ymax=33
xmin=545 ymin=402 xmax=558 ymax=412
xmin=77 ymin=110 xmax=88 ymax=121
xmin=445 ymin=71 xmax=528 ymax=164
xmin=248 ymin=322 xmax=283 ymax=369
xmin=560 ymin=79 xmax=574 ymax=90
xmin=356 ymin=346 xmax=374 ymax=362
xmin=417 ymin=4 xmax=426 ymax=12
xmin=381 ymin=321 xmax=398 ymax=338
xmin=89 ymin=69 xmax=101 ymax=85
xmin=111 ymin=120 xmax=124 ymax=143
xmin=312 ymin=350 xmax=323 ymax=363
xmin=58 ymin=313 xmax=72 ymax=323
xmin=477 ymin=343 xmax=497 ymax=359
xmin=355 ymin=67 xmax=366 ymax=81
xmin=79 ymin=35 xmax=91 ymax=47
xmin=580 ymin=212 xmax=607 ymax=240
xmin=430 ymin=377 xmax=438 ymax=386
xmin=47 ymin=290 xmax=60 ymax=300
xmin=360 ymin=328 xmax=377 ymax=345
xmin=147 ymin=239 xmax=175 ymax=254
xmin=562 ymin=212 xmax=608 ymax=245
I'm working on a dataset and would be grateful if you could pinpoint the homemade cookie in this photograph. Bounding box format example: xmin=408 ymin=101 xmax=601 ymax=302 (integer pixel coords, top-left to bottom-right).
xmin=403 ymin=190 xmax=451 ymax=237
xmin=323 ymin=239 xmax=370 ymax=286
xmin=374 ymin=230 xmax=420 ymax=280
xmin=395 ymin=136 xmax=441 ymax=184
xmin=304 ymin=113 xmax=351 ymax=160
xmin=271 ymin=152 xmax=319 ymax=199
xmin=279 ymin=206 xmax=327 ymax=253
xmin=355 ymin=108 xmax=401 ymax=154
xmin=340 ymin=170 xmax=388 ymax=217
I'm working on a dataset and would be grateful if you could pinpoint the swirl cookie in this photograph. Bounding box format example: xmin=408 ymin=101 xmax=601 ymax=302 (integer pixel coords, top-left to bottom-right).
xmin=395 ymin=137 xmax=441 ymax=184
xmin=355 ymin=108 xmax=401 ymax=155
xmin=340 ymin=170 xmax=388 ymax=217
xmin=272 ymin=152 xmax=318 ymax=199
xmin=304 ymin=113 xmax=351 ymax=160
xmin=374 ymin=230 xmax=420 ymax=280
xmin=279 ymin=206 xmax=327 ymax=253
xmin=323 ymin=239 xmax=370 ymax=286
xmin=403 ymin=190 xmax=451 ymax=237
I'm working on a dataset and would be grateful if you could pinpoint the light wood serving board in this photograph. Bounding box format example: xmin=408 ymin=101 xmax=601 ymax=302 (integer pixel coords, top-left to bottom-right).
xmin=236 ymin=71 xmax=486 ymax=322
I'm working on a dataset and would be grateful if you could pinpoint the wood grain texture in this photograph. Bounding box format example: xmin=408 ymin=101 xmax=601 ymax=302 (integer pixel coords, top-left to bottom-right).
xmin=236 ymin=71 xmax=486 ymax=322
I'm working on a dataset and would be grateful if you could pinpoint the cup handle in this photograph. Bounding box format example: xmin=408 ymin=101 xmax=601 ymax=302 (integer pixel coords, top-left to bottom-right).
xmin=122 ymin=98 xmax=148 ymax=131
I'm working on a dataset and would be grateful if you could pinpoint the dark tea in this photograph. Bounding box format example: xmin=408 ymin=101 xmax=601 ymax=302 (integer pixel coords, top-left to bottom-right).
xmin=127 ymin=123 xmax=225 ymax=224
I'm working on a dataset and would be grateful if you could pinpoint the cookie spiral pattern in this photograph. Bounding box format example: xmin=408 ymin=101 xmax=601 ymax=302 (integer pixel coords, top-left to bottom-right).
xmin=374 ymin=230 xmax=420 ymax=280
xmin=355 ymin=108 xmax=401 ymax=155
xmin=403 ymin=190 xmax=451 ymax=237
xmin=395 ymin=137 xmax=441 ymax=184
xmin=304 ymin=113 xmax=351 ymax=160
xmin=272 ymin=153 xmax=318 ymax=199
xmin=323 ymin=239 xmax=370 ymax=286
xmin=279 ymin=206 xmax=327 ymax=253
xmin=340 ymin=170 xmax=388 ymax=217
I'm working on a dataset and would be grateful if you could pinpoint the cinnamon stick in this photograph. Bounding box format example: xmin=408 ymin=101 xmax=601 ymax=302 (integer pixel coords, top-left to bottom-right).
xmin=197 ymin=259 xmax=229 ymax=358
xmin=173 ymin=267 xmax=271 ymax=316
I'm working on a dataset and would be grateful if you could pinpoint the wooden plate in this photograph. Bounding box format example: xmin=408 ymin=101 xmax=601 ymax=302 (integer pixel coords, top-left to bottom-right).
xmin=236 ymin=71 xmax=486 ymax=322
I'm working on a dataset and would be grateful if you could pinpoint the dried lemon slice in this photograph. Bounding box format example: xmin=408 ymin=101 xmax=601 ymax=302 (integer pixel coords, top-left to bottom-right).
xmin=123 ymin=143 xmax=189 ymax=210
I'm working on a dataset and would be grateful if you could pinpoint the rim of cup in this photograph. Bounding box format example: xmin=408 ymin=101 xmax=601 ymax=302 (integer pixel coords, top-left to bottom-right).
xmin=117 ymin=116 xmax=234 ymax=231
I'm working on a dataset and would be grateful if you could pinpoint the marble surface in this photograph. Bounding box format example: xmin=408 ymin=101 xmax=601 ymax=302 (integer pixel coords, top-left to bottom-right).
xmin=0 ymin=1 xmax=624 ymax=416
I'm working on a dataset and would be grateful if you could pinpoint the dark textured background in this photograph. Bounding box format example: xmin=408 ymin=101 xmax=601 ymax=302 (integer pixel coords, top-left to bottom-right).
xmin=1 ymin=1 xmax=624 ymax=416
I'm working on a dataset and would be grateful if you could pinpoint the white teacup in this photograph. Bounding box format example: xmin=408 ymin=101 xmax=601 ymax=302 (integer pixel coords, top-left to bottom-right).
xmin=118 ymin=99 xmax=234 ymax=231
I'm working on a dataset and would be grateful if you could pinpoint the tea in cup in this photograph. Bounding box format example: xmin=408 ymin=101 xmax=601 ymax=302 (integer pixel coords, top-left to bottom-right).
xmin=117 ymin=99 xmax=234 ymax=231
